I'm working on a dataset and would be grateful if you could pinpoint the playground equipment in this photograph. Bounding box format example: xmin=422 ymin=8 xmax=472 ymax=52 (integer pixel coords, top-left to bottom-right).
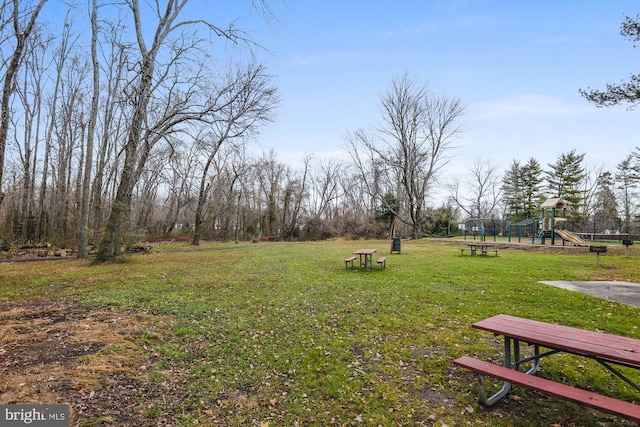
xmin=555 ymin=229 xmax=588 ymax=246
xmin=539 ymin=198 xmax=567 ymax=245
xmin=507 ymin=198 xmax=588 ymax=246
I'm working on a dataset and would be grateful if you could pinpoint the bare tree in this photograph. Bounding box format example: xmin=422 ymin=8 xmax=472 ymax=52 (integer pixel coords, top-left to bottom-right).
xmin=344 ymin=129 xmax=382 ymax=216
xmin=308 ymin=157 xmax=343 ymax=219
xmin=280 ymin=155 xmax=309 ymax=241
xmin=78 ymin=0 xmax=99 ymax=258
xmin=579 ymin=162 xmax=607 ymax=232
xmin=450 ymin=159 xmax=502 ymax=219
xmin=12 ymin=25 xmax=50 ymax=242
xmin=36 ymin=9 xmax=76 ymax=242
xmin=51 ymin=51 xmax=89 ymax=242
xmin=616 ymin=153 xmax=640 ymax=233
xmin=160 ymin=139 xmax=198 ymax=238
xmin=256 ymin=149 xmax=285 ymax=238
xmin=90 ymin=25 xmax=128 ymax=243
xmin=0 ymin=0 xmax=47 ymax=209
xmin=95 ymin=0 xmax=271 ymax=262
xmin=347 ymin=74 xmax=464 ymax=238
xmin=191 ymin=62 xmax=277 ymax=245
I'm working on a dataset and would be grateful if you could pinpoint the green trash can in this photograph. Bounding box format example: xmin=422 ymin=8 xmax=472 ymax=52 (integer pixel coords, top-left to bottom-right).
xmin=390 ymin=237 xmax=401 ymax=254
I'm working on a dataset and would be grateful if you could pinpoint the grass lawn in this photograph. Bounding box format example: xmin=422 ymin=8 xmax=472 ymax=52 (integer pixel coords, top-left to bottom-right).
xmin=1 ymin=238 xmax=640 ymax=426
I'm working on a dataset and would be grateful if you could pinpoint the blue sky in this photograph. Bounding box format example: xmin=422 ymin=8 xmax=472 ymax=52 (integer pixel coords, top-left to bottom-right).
xmin=41 ymin=0 xmax=638 ymax=194
xmin=219 ymin=0 xmax=639 ymax=188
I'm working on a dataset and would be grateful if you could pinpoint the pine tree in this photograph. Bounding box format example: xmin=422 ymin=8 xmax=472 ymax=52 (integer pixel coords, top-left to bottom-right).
xmin=545 ymin=150 xmax=587 ymax=229
xmin=502 ymin=158 xmax=544 ymax=222
xmin=502 ymin=160 xmax=524 ymax=222
xmin=521 ymin=158 xmax=544 ymax=219
xmin=580 ymin=14 xmax=640 ymax=109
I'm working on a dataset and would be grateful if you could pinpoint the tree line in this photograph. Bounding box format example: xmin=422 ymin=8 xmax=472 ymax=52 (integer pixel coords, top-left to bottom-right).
xmin=451 ymin=149 xmax=640 ymax=236
xmin=1 ymin=3 xmax=638 ymax=261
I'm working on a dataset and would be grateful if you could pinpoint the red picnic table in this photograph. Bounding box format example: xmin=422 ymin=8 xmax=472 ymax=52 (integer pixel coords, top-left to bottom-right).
xmin=352 ymin=248 xmax=377 ymax=269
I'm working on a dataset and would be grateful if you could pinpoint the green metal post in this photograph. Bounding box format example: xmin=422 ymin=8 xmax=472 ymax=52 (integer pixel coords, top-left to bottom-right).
xmin=551 ymin=208 xmax=556 ymax=245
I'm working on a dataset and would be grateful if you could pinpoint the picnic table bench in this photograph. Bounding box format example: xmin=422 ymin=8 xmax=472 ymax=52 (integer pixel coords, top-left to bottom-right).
xmin=344 ymin=256 xmax=357 ymax=269
xmin=454 ymin=314 xmax=640 ymax=423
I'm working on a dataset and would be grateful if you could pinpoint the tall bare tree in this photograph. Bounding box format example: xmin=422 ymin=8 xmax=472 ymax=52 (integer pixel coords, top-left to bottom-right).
xmin=616 ymin=153 xmax=640 ymax=233
xmin=308 ymin=157 xmax=343 ymax=220
xmin=280 ymin=155 xmax=309 ymax=240
xmin=78 ymin=0 xmax=100 ymax=258
xmin=192 ymin=62 xmax=277 ymax=245
xmin=95 ymin=0 xmax=269 ymax=262
xmin=13 ymin=26 xmax=50 ymax=241
xmin=90 ymin=24 xmax=128 ymax=243
xmin=450 ymin=159 xmax=502 ymax=219
xmin=36 ymin=9 xmax=75 ymax=242
xmin=0 ymin=0 xmax=47 ymax=209
xmin=348 ymin=74 xmax=464 ymax=238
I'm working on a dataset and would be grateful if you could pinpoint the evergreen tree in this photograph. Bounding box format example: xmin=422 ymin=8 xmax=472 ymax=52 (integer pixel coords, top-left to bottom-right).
xmin=580 ymin=14 xmax=640 ymax=109
xmin=502 ymin=158 xmax=543 ymax=222
xmin=521 ymin=158 xmax=544 ymax=219
xmin=424 ymin=203 xmax=459 ymax=236
xmin=545 ymin=150 xmax=587 ymax=229
xmin=502 ymin=160 xmax=524 ymax=222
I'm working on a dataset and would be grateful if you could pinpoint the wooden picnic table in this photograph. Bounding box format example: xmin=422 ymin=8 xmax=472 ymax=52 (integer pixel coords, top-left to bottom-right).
xmin=467 ymin=243 xmax=493 ymax=256
xmin=352 ymin=248 xmax=377 ymax=269
xmin=455 ymin=314 xmax=640 ymax=422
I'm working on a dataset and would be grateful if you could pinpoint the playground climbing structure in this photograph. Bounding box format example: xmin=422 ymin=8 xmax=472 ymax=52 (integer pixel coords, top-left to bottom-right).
xmin=507 ymin=198 xmax=588 ymax=246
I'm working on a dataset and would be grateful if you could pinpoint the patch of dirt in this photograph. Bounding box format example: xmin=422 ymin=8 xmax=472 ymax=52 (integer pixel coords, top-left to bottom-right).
xmin=0 ymin=297 xmax=177 ymax=426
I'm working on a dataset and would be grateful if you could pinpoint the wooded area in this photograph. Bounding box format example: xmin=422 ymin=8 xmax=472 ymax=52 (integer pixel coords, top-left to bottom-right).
xmin=1 ymin=1 xmax=639 ymax=261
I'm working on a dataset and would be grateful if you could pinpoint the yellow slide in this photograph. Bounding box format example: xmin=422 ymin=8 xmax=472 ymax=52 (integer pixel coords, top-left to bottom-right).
xmin=555 ymin=229 xmax=588 ymax=247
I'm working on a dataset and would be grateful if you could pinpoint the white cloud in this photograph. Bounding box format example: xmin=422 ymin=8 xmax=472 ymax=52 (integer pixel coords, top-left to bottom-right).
xmin=470 ymin=94 xmax=590 ymax=120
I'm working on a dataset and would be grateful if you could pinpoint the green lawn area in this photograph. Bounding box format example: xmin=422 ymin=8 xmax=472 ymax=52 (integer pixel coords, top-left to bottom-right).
xmin=1 ymin=239 xmax=640 ymax=426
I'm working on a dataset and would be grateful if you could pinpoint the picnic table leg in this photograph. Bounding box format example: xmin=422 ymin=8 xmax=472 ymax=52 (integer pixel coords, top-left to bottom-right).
xmin=478 ymin=336 xmax=513 ymax=406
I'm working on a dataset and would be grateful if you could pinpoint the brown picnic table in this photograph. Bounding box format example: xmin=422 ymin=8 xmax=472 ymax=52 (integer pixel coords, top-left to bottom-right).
xmin=352 ymin=248 xmax=377 ymax=269
xmin=455 ymin=314 xmax=640 ymax=422
xmin=461 ymin=243 xmax=498 ymax=256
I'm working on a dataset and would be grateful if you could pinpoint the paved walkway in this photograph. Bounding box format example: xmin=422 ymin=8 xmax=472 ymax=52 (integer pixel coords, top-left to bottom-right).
xmin=540 ymin=281 xmax=640 ymax=308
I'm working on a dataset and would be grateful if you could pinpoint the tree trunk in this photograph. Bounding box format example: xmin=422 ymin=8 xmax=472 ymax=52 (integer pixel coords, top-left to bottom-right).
xmin=95 ymin=0 xmax=158 ymax=262
xmin=78 ymin=0 xmax=99 ymax=258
